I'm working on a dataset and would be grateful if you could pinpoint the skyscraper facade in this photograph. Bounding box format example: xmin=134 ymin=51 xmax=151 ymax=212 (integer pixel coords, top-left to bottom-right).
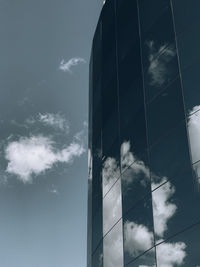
xmin=88 ymin=0 xmax=200 ymax=266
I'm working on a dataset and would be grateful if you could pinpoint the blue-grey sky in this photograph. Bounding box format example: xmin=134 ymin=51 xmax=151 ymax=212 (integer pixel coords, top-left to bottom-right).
xmin=0 ymin=0 xmax=102 ymax=266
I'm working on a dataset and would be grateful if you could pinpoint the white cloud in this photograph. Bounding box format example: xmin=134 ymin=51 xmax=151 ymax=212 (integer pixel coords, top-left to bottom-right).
xmin=103 ymin=220 xmax=123 ymax=267
xmin=102 ymin=157 xmax=120 ymax=196
xmin=38 ymin=113 xmax=69 ymax=132
xmin=5 ymin=135 xmax=85 ymax=183
xmin=152 ymin=178 xmax=177 ymax=237
xmin=121 ymin=141 xmax=149 ymax=185
xmin=156 ymin=240 xmax=186 ymax=267
xmin=103 ymin=178 xmax=122 ymax=235
xmin=124 ymin=221 xmax=154 ymax=257
xmin=147 ymin=41 xmax=176 ymax=87
xmin=59 ymin=57 xmax=86 ymax=73
xmin=49 ymin=188 xmax=58 ymax=195
xmin=188 ymin=106 xmax=200 ymax=180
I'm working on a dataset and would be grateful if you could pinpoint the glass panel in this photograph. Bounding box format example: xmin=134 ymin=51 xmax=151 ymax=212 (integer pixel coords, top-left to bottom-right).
xmin=92 ymin=242 xmax=103 ymax=267
xmin=102 ymin=144 xmax=120 ymax=197
xmin=152 ymin=168 xmax=200 ymax=244
xmin=172 ymin=0 xmax=200 ymax=35
xmin=140 ymin=5 xmax=175 ymax=70
xmin=188 ymin=109 xmax=200 ymax=164
xmin=146 ymin=77 xmax=185 ymax=146
xmin=156 ymin=224 xmax=200 ymax=267
xmin=180 ymin=60 xmax=200 ymax=116
xmin=120 ymin=108 xmax=148 ymax=167
xmin=103 ymin=178 xmax=122 ymax=235
xmin=138 ymin=0 xmax=170 ymax=33
xmin=149 ymin=122 xmax=191 ymax=188
xmin=121 ymin=151 xmax=151 ymax=214
xmin=103 ymin=220 xmax=123 ymax=267
xmin=92 ymin=206 xmax=103 ymax=253
xmin=123 ymin=197 xmax=154 ymax=264
xmin=177 ymin=23 xmax=200 ymax=70
xmin=116 ymin=0 xmax=139 ymax=62
xmin=126 ymin=248 xmax=156 ymax=267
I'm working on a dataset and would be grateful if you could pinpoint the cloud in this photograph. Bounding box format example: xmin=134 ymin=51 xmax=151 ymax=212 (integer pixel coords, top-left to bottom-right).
xmin=124 ymin=221 xmax=154 ymax=257
xmin=147 ymin=41 xmax=176 ymax=87
xmin=188 ymin=106 xmax=200 ymax=179
xmin=38 ymin=113 xmax=69 ymax=132
xmin=103 ymin=220 xmax=123 ymax=267
xmin=102 ymin=157 xmax=120 ymax=196
xmin=121 ymin=141 xmax=149 ymax=186
xmin=5 ymin=135 xmax=85 ymax=183
xmin=103 ymin=178 xmax=122 ymax=234
xmin=59 ymin=57 xmax=86 ymax=73
xmin=152 ymin=178 xmax=177 ymax=237
xmin=156 ymin=241 xmax=186 ymax=267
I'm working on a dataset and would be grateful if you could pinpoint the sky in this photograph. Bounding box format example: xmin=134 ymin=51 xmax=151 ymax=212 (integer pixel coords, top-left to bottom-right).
xmin=0 ymin=0 xmax=102 ymax=266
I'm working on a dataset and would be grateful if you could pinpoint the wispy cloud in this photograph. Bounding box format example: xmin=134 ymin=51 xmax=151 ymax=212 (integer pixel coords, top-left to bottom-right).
xmin=5 ymin=135 xmax=85 ymax=183
xmin=38 ymin=113 xmax=69 ymax=132
xmin=59 ymin=57 xmax=86 ymax=73
xmin=147 ymin=41 xmax=176 ymax=87
xmin=26 ymin=112 xmax=69 ymax=132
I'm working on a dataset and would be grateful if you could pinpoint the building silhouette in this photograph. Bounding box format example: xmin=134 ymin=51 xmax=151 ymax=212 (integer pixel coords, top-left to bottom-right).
xmin=88 ymin=0 xmax=200 ymax=266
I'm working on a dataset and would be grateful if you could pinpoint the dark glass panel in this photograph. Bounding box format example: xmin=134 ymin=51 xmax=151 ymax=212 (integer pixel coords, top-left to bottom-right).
xmin=177 ymin=23 xmax=200 ymax=70
xmin=103 ymin=178 xmax=122 ymax=235
xmin=140 ymin=5 xmax=175 ymax=70
xmin=102 ymin=144 xmax=120 ymax=197
xmin=188 ymin=110 xmax=200 ymax=164
xmin=152 ymin=168 xmax=200 ymax=244
xmin=146 ymin=78 xmax=185 ymax=146
xmin=116 ymin=0 xmax=139 ymax=62
xmin=123 ymin=196 xmax=154 ymax=264
xmin=149 ymin=122 xmax=191 ymax=188
xmin=120 ymin=108 xmax=148 ymax=166
xmin=143 ymin=47 xmax=179 ymax=103
xmin=92 ymin=242 xmax=103 ymax=267
xmin=103 ymin=219 xmax=123 ymax=267
xmin=121 ymin=151 xmax=151 ymax=214
xmin=126 ymin=248 xmax=156 ymax=267
xmin=181 ymin=60 xmax=200 ymax=115
xmin=156 ymin=224 xmax=200 ymax=267
xmin=138 ymin=0 xmax=170 ymax=33
xmin=92 ymin=206 xmax=103 ymax=253
xmin=172 ymin=0 xmax=200 ymax=35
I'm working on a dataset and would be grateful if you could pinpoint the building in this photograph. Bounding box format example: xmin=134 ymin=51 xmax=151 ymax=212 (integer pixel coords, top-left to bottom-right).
xmin=88 ymin=0 xmax=200 ymax=266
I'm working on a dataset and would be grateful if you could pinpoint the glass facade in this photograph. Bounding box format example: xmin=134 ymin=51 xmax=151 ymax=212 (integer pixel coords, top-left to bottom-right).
xmin=88 ymin=0 xmax=200 ymax=266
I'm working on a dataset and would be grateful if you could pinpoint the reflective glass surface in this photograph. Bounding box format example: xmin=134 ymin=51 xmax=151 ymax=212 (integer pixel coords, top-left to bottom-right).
xmin=181 ymin=61 xmax=200 ymax=114
xmin=146 ymin=78 xmax=185 ymax=146
xmin=123 ymin=196 xmax=154 ymax=264
xmin=177 ymin=23 xmax=200 ymax=70
xmin=126 ymin=248 xmax=156 ymax=267
xmin=152 ymin=168 xmax=200 ymax=244
xmin=121 ymin=151 xmax=151 ymax=214
xmin=103 ymin=220 xmax=124 ymax=267
xmin=138 ymin=0 xmax=170 ymax=33
xmin=156 ymin=223 xmax=200 ymax=267
xmin=92 ymin=242 xmax=103 ymax=267
xmin=103 ymin=178 xmax=122 ymax=235
xmin=149 ymin=122 xmax=191 ymax=185
xmin=89 ymin=0 xmax=200 ymax=265
xmin=92 ymin=206 xmax=103 ymax=253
